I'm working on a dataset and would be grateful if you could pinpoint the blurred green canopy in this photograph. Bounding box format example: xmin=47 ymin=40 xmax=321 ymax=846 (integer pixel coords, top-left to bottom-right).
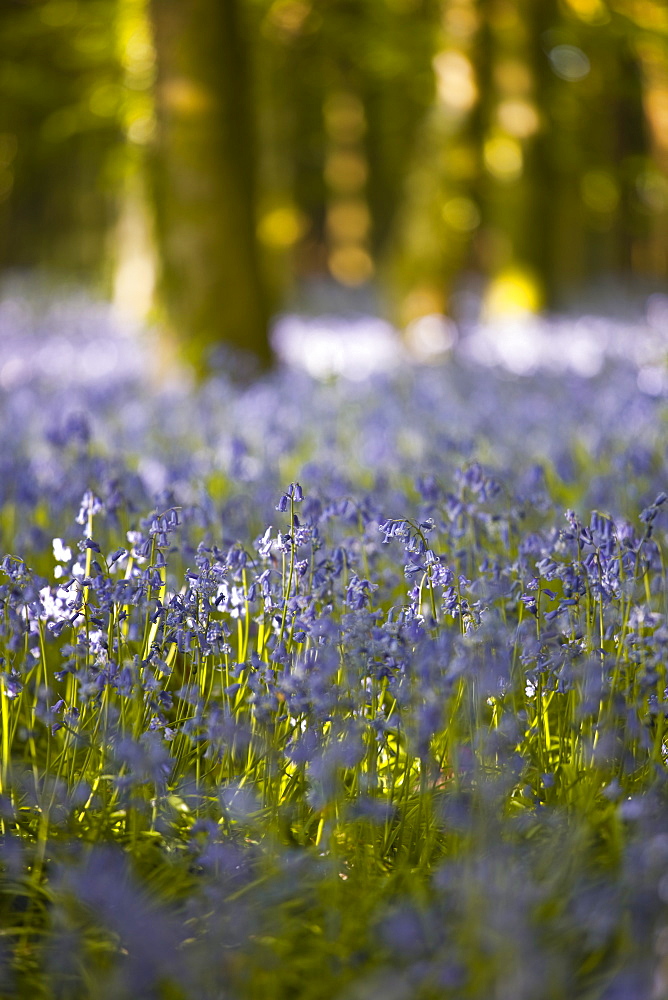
xmin=1 ymin=0 xmax=667 ymax=370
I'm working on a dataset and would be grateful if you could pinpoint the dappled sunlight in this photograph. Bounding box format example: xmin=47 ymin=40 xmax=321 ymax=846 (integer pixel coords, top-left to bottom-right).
xmin=483 ymin=135 xmax=523 ymax=182
xmin=464 ymin=302 xmax=668 ymax=382
xmin=257 ymin=204 xmax=308 ymax=249
xmin=271 ymin=313 xmax=400 ymax=379
xmin=0 ymin=290 xmax=150 ymax=392
xmin=269 ymin=296 xmax=668 ymax=387
xmin=433 ymin=50 xmax=478 ymax=114
xmin=482 ymin=268 xmax=542 ymax=319
xmin=405 ymin=313 xmax=458 ymax=361
xmin=4 ymin=288 xmax=667 ymax=391
xmin=548 ymin=44 xmax=591 ymax=82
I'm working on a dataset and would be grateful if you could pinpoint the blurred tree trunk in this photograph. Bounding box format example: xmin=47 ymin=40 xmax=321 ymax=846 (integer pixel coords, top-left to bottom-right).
xmin=530 ymin=3 xmax=648 ymax=306
xmin=149 ymin=0 xmax=271 ymax=375
xmin=528 ymin=0 xmax=584 ymax=307
xmin=361 ymin=0 xmax=440 ymax=259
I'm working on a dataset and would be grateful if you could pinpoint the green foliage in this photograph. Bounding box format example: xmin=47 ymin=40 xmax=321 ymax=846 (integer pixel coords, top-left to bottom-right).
xmin=0 ymin=0 xmax=122 ymax=282
xmin=3 ymin=1 xmax=668 ymax=371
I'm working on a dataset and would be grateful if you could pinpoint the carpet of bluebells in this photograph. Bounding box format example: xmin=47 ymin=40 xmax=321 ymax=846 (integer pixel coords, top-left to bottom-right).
xmin=3 ymin=291 xmax=668 ymax=999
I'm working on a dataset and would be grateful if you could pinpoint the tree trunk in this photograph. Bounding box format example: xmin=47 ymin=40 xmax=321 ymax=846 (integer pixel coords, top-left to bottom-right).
xmin=149 ymin=0 xmax=271 ymax=375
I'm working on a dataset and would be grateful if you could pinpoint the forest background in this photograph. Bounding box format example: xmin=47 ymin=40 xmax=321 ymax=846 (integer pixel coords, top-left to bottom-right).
xmin=1 ymin=0 xmax=668 ymax=372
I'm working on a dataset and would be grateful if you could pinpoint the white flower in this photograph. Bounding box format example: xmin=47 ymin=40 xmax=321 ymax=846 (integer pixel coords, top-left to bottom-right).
xmin=52 ymin=538 xmax=72 ymax=563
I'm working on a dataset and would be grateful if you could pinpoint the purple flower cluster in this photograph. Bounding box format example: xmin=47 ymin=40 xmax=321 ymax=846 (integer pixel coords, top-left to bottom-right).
xmin=0 ymin=293 xmax=668 ymax=997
